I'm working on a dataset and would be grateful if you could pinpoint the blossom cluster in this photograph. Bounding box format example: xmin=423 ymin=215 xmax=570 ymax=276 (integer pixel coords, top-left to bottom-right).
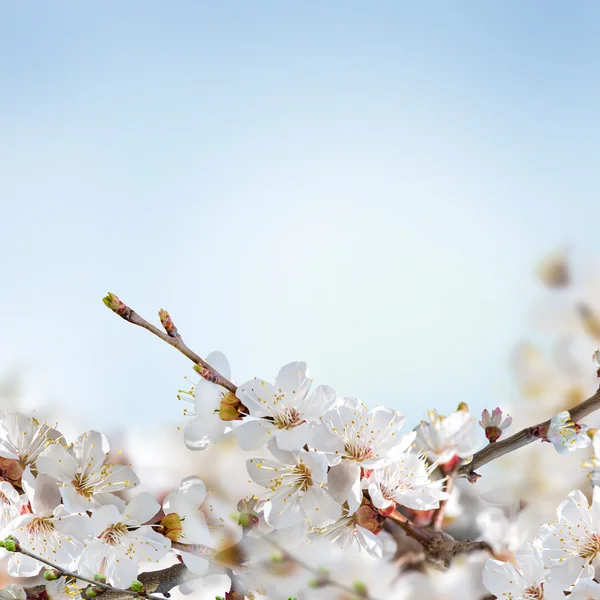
xmin=0 ymin=413 xmax=236 ymax=597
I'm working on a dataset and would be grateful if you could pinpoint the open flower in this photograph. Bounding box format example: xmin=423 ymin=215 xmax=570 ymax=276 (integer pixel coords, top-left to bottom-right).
xmin=537 ymin=488 xmax=600 ymax=589
xmin=0 ymin=413 xmax=63 ymax=468
xmin=483 ymin=543 xmax=548 ymax=600
xmin=247 ymin=443 xmax=341 ymax=529
xmin=36 ymin=430 xmax=139 ymax=512
xmin=546 ymin=411 xmax=590 ymax=455
xmin=479 ymin=408 xmax=512 ymax=443
xmin=162 ymin=476 xmax=213 ymax=576
xmin=78 ymin=493 xmax=171 ymax=587
xmin=311 ymin=504 xmax=382 ymax=558
xmin=183 ymin=351 xmax=239 ymax=451
xmin=414 ymin=408 xmax=479 ymax=465
xmin=315 ymin=399 xmax=415 ymax=513
xmin=365 ymin=452 xmax=448 ymax=514
xmin=3 ymin=468 xmax=90 ymax=577
xmin=235 ymin=362 xmax=337 ymax=451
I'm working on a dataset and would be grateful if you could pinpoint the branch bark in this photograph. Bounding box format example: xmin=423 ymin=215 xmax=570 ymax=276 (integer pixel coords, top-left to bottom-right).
xmin=458 ymin=386 xmax=600 ymax=481
xmin=103 ymin=294 xmax=237 ymax=393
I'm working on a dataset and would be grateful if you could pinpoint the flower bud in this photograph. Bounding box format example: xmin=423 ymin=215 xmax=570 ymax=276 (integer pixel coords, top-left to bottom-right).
xmin=102 ymin=293 xmax=132 ymax=320
xmin=86 ymin=588 xmax=98 ymax=599
xmin=4 ymin=537 xmax=19 ymax=552
xmin=130 ymin=580 xmax=145 ymax=594
xmin=93 ymin=574 xmax=107 ymax=584
xmin=158 ymin=309 xmax=178 ymax=338
xmin=161 ymin=512 xmax=183 ymax=541
xmin=44 ymin=569 xmax=62 ymax=581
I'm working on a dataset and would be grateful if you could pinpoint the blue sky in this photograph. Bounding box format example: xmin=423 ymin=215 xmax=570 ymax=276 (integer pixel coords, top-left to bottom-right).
xmin=1 ymin=2 xmax=599 ymax=431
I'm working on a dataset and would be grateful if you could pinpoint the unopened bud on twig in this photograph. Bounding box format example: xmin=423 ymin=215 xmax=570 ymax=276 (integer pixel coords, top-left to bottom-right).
xmin=102 ymin=293 xmax=132 ymax=320
xmin=3 ymin=537 xmax=19 ymax=552
xmin=158 ymin=309 xmax=179 ymax=338
xmin=535 ymin=248 xmax=570 ymax=288
xmin=44 ymin=569 xmax=62 ymax=581
xmin=130 ymin=580 xmax=145 ymax=594
xmin=93 ymin=574 xmax=107 ymax=584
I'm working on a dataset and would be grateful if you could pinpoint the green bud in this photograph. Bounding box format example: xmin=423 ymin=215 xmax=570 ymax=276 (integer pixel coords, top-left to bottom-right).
xmin=4 ymin=537 xmax=18 ymax=552
xmin=86 ymin=588 xmax=97 ymax=599
xmin=44 ymin=569 xmax=62 ymax=581
xmin=353 ymin=580 xmax=368 ymax=595
xmin=93 ymin=574 xmax=107 ymax=583
xmin=215 ymin=597 xmax=225 ymax=600
xmin=130 ymin=580 xmax=145 ymax=594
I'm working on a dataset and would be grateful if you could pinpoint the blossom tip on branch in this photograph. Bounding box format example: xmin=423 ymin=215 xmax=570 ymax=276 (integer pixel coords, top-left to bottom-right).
xmin=158 ymin=309 xmax=179 ymax=338
xmin=102 ymin=292 xmax=132 ymax=320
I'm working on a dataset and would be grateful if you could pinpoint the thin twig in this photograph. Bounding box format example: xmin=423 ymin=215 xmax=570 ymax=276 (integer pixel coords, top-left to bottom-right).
xmin=15 ymin=546 xmax=179 ymax=600
xmin=458 ymin=386 xmax=600 ymax=480
xmin=432 ymin=469 xmax=457 ymax=530
xmin=103 ymin=294 xmax=236 ymax=393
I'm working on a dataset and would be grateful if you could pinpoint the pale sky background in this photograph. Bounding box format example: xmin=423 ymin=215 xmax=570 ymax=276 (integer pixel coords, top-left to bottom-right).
xmin=1 ymin=2 xmax=599 ymax=433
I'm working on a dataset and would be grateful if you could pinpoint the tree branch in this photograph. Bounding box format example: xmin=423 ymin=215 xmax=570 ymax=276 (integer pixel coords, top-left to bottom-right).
xmin=103 ymin=294 xmax=236 ymax=393
xmin=458 ymin=386 xmax=600 ymax=481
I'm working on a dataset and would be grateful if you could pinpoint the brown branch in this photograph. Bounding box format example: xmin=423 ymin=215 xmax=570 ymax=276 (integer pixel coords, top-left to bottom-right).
xmin=458 ymin=386 xmax=600 ymax=481
xmin=23 ymin=561 xmax=196 ymax=600
xmin=103 ymin=294 xmax=236 ymax=393
xmin=432 ymin=469 xmax=456 ymax=530
xmin=387 ymin=511 xmax=492 ymax=568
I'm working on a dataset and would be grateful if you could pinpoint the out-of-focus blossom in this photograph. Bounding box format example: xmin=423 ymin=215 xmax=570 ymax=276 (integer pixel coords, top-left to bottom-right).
xmin=545 ymin=411 xmax=590 ymax=454
xmin=414 ymin=407 xmax=479 ymax=467
xmin=0 ymin=585 xmax=25 ymax=600
xmin=479 ymin=408 xmax=512 ymax=443
xmin=535 ymin=248 xmax=570 ymax=288
xmin=569 ymin=578 xmax=600 ymax=599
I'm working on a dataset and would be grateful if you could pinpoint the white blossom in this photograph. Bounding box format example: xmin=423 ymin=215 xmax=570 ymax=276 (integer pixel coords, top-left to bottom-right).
xmin=483 ymin=543 xmax=550 ymax=600
xmin=0 ymin=585 xmax=26 ymax=600
xmin=569 ymin=578 xmax=600 ymax=599
xmin=247 ymin=443 xmax=341 ymax=529
xmin=183 ymin=351 xmax=237 ymax=451
xmin=365 ymin=452 xmax=448 ymax=513
xmin=537 ymin=488 xmax=600 ymax=589
xmin=235 ymin=362 xmax=337 ymax=451
xmin=414 ymin=409 xmax=479 ymax=465
xmin=78 ymin=493 xmax=171 ymax=587
xmin=162 ymin=476 xmax=212 ymax=576
xmin=4 ymin=469 xmax=90 ymax=577
xmin=315 ymin=399 xmax=415 ymax=512
xmin=36 ymin=430 xmax=139 ymax=512
xmin=546 ymin=411 xmax=590 ymax=455
xmin=0 ymin=413 xmax=63 ymax=467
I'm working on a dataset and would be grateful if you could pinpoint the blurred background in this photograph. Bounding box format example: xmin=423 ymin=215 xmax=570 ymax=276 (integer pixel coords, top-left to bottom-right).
xmin=1 ymin=1 xmax=600 ymax=436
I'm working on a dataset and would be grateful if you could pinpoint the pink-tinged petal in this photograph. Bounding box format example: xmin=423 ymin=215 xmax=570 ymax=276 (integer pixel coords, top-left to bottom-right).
xmin=500 ymin=416 xmax=513 ymax=430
